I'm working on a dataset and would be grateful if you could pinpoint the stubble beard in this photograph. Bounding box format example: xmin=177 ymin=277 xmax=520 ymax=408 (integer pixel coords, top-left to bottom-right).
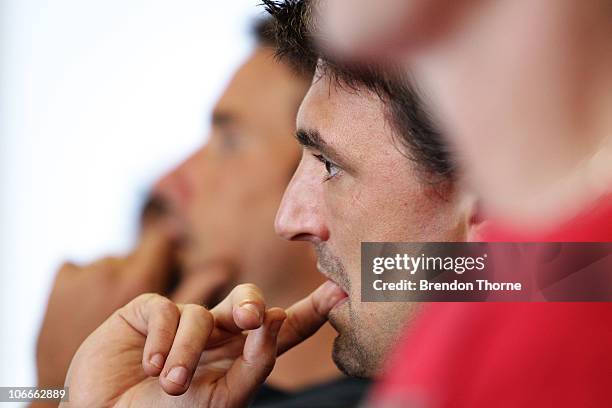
xmin=315 ymin=243 xmax=379 ymax=378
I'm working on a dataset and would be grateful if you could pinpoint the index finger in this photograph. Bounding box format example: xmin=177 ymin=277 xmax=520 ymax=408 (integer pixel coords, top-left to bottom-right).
xmin=277 ymin=280 xmax=347 ymax=355
xmin=209 ymin=283 xmax=267 ymax=339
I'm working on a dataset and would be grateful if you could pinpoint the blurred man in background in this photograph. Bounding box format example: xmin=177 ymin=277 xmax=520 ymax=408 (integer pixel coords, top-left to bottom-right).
xmin=36 ymin=18 xmax=369 ymax=407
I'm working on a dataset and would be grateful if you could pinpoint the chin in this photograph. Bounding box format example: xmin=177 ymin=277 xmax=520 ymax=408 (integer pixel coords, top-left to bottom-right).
xmin=328 ymin=303 xmax=379 ymax=379
xmin=327 ymin=296 xmax=349 ymax=329
xmin=331 ymin=334 xmax=373 ymax=379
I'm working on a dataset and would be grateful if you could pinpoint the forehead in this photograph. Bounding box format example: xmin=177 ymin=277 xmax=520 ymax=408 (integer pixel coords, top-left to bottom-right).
xmin=297 ymin=74 xmax=408 ymax=173
xmin=215 ymin=47 xmax=306 ymax=126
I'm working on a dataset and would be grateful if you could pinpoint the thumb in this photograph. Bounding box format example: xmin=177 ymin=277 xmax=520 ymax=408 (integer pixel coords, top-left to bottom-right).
xmin=170 ymin=264 xmax=233 ymax=305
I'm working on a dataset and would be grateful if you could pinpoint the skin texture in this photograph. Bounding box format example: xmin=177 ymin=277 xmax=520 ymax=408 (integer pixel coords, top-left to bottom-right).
xmin=35 ymin=46 xmax=340 ymax=399
xmin=61 ymin=282 xmax=348 ymax=408
xmin=275 ymin=71 xmax=470 ymax=377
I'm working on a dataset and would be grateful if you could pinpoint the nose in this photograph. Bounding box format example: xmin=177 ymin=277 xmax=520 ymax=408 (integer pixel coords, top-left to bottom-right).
xmin=275 ymin=158 xmax=330 ymax=242
xmin=153 ymin=147 xmax=205 ymax=213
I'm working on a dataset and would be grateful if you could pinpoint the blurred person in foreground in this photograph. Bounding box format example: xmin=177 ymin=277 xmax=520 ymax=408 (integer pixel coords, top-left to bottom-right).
xmin=57 ymin=2 xmax=489 ymax=407
xmin=309 ymin=0 xmax=612 ymax=407
xmin=35 ymin=18 xmax=369 ymax=407
xmin=316 ymin=0 xmax=612 ymax=234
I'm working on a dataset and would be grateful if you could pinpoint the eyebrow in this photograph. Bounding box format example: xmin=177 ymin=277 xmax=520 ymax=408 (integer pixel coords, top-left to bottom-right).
xmin=295 ymin=128 xmax=349 ymax=168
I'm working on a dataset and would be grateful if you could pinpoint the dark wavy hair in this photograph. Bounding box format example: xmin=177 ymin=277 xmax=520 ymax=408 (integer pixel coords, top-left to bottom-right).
xmin=262 ymin=0 xmax=456 ymax=183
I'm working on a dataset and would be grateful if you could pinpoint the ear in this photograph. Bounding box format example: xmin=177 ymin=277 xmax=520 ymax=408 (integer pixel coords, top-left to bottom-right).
xmin=464 ymin=194 xmax=491 ymax=242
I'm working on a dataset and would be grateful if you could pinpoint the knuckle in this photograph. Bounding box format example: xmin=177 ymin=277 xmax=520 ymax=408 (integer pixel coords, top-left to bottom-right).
xmin=182 ymin=304 xmax=213 ymax=330
xmin=152 ymin=296 xmax=180 ymax=317
xmin=182 ymin=303 xmax=209 ymax=315
xmin=126 ymin=292 xmax=171 ymax=314
xmin=174 ymin=342 xmax=202 ymax=362
xmin=154 ymin=324 xmax=179 ymax=345
xmin=284 ymin=315 xmax=309 ymax=342
xmin=237 ymin=282 xmax=260 ymax=293
xmin=245 ymin=354 xmax=275 ymax=377
xmin=119 ymin=293 xmax=151 ymax=315
xmin=135 ymin=292 xmax=160 ymax=304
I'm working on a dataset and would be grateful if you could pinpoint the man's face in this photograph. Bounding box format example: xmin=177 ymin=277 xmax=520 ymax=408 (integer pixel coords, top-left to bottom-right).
xmin=275 ymin=72 xmax=466 ymax=377
xmin=155 ymin=47 xmax=312 ymax=293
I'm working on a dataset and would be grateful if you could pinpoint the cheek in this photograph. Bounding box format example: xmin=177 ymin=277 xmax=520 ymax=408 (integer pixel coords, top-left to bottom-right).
xmin=324 ymin=182 xmax=368 ymax=277
xmin=184 ymin=169 xmax=250 ymax=256
xmin=326 ymin=177 xmax=409 ymax=244
xmin=216 ymin=161 xmax=289 ymax=254
xmin=197 ymin=154 xmax=280 ymax=215
xmin=349 ymin=302 xmax=419 ymax=352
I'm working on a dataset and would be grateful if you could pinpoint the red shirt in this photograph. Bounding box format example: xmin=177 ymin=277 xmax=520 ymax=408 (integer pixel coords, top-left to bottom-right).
xmin=370 ymin=196 xmax=612 ymax=408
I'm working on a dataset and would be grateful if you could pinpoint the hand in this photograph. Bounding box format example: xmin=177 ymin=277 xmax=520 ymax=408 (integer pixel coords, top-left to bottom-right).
xmin=61 ymin=281 xmax=346 ymax=408
xmin=36 ymin=223 xmax=231 ymax=390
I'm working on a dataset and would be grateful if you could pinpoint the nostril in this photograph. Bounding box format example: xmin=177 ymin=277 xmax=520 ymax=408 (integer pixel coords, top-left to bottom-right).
xmin=291 ymin=233 xmax=315 ymax=242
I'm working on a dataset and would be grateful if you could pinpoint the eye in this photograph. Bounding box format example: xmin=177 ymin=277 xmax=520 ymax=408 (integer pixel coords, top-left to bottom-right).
xmin=313 ymin=154 xmax=341 ymax=180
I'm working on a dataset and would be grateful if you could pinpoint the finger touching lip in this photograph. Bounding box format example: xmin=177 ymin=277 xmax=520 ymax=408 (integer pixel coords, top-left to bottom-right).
xmin=316 ymin=280 xmax=349 ymax=313
xmin=316 ymin=263 xmax=349 ymax=294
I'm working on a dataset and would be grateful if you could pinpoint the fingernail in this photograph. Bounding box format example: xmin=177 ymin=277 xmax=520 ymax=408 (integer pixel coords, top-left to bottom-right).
xmin=269 ymin=319 xmax=284 ymax=336
xmin=166 ymin=366 xmax=188 ymax=387
xmin=240 ymin=302 xmax=262 ymax=323
xmin=149 ymin=353 xmax=165 ymax=369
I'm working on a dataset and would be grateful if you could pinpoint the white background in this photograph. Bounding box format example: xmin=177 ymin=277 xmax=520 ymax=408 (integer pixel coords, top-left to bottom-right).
xmin=0 ymin=0 xmax=261 ymax=394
